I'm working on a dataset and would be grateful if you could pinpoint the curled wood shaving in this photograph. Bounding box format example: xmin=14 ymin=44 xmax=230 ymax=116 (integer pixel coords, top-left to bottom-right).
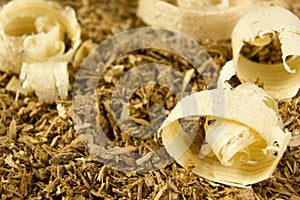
xmin=0 ymin=0 xmax=81 ymax=101
xmin=229 ymin=5 xmax=300 ymax=99
xmin=137 ymin=0 xmax=254 ymax=41
xmin=159 ymin=83 xmax=291 ymax=187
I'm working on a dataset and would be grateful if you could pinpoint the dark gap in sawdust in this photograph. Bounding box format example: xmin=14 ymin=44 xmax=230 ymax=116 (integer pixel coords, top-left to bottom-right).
xmin=0 ymin=71 xmax=11 ymax=88
xmin=163 ymin=0 xmax=177 ymax=5
xmin=240 ymin=32 xmax=283 ymax=64
xmin=0 ymin=0 xmax=299 ymax=199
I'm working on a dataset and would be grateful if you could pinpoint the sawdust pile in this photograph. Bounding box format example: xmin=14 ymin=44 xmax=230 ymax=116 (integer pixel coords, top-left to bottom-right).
xmin=0 ymin=0 xmax=300 ymax=199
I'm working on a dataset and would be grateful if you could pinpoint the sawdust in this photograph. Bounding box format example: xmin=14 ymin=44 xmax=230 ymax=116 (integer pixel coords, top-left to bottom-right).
xmin=0 ymin=0 xmax=300 ymax=199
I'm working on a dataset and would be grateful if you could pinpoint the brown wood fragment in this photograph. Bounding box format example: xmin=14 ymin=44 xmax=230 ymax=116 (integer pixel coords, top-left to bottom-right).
xmin=137 ymin=182 xmax=143 ymax=200
xmin=8 ymin=118 xmax=16 ymax=140
xmin=145 ymin=174 xmax=155 ymax=187
xmin=75 ymin=168 xmax=91 ymax=189
xmin=44 ymin=179 xmax=58 ymax=193
xmin=20 ymin=173 xmax=32 ymax=197
xmin=154 ymin=183 xmax=168 ymax=200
